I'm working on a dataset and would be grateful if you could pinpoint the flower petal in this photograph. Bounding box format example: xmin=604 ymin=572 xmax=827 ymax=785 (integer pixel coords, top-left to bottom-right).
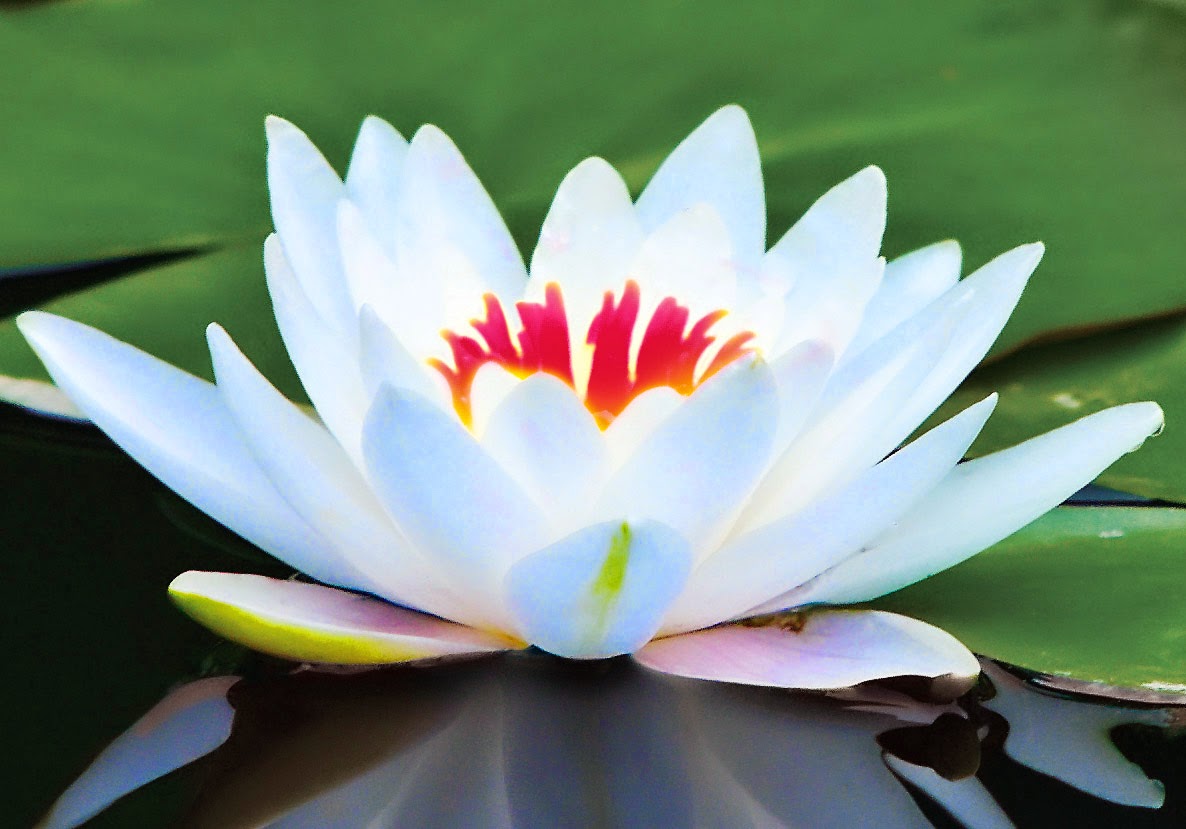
xmin=635 ymin=610 xmax=980 ymax=692
xmin=664 ymin=395 xmax=997 ymax=632
xmin=265 ymin=116 xmax=355 ymax=339
xmin=769 ymin=339 xmax=835 ymax=457
xmin=635 ymin=105 xmax=765 ymax=270
xmin=781 ymin=402 xmax=1165 ymax=607
xmin=594 ymin=356 xmax=778 ymax=555
xmin=396 ymin=124 xmax=527 ymax=301
xmin=362 ymin=384 xmax=548 ymax=625
xmin=265 ymin=234 xmax=370 ymax=463
xmin=739 ymin=304 xmax=960 ymax=531
xmin=528 ymin=156 xmax=643 ymax=313
xmin=207 ymin=324 xmax=468 ymax=623
xmin=847 ymin=240 xmax=962 ymax=358
xmin=344 ymin=115 xmax=409 ymax=256
xmin=15 ymin=311 xmax=370 ymax=593
xmin=601 ymin=386 xmax=685 ymax=470
xmin=480 ymin=373 xmax=609 ymax=529
xmin=40 ymin=677 xmax=238 ymax=829
xmin=169 ymin=572 xmax=519 ymax=664
xmin=357 ymin=304 xmax=451 ymax=410
xmin=505 ymin=520 xmax=692 ymax=658
xmin=766 ymin=166 xmax=887 ymax=358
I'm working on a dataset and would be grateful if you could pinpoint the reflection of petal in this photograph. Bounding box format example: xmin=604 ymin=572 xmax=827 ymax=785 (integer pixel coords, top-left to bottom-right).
xmin=502 ymin=659 xmax=697 ymax=828
xmin=184 ymin=668 xmax=464 ymax=827
xmin=682 ymin=679 xmax=938 ymax=828
xmin=884 ymin=754 xmax=1014 ymax=829
xmin=39 ymin=676 xmax=238 ymax=829
xmin=981 ymin=663 xmax=1168 ymax=808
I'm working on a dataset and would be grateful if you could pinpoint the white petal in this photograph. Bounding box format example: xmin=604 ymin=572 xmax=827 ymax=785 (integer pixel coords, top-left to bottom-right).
xmin=528 ymin=156 xmax=643 ymax=313
xmin=769 ymin=339 xmax=835 ymax=457
xmin=981 ymin=662 xmax=1168 ymax=808
xmin=594 ymin=357 xmax=778 ymax=555
xmin=635 ymin=610 xmax=980 ymax=691
xmin=766 ymin=166 xmax=887 ymax=358
xmin=881 ymin=243 xmax=1043 ymax=436
xmin=883 ymin=756 xmax=1015 ymax=829
xmin=265 ymin=234 xmax=370 ymax=464
xmin=738 ymin=305 xmax=960 ymax=531
xmin=345 ymin=115 xmax=409 ymax=257
xmin=469 ymin=362 xmax=522 ymax=438
xmin=357 ymin=305 xmax=451 ymax=410
xmin=480 ymin=373 xmax=609 ymax=529
xmin=664 ymin=395 xmax=997 ymax=632
xmin=40 ymin=677 xmax=238 ymax=829
xmin=847 ymin=240 xmax=962 ymax=358
xmin=16 ymin=311 xmax=370 ymax=593
xmin=362 ymin=385 xmax=548 ymax=626
xmin=600 ymin=386 xmax=685 ymax=470
xmin=636 ymin=105 xmax=765 ymax=270
xmin=397 ymin=124 xmax=526 ymax=301
xmin=170 ymin=572 xmax=518 ymax=664
xmin=783 ymin=402 xmax=1164 ymax=606
xmin=208 ymin=325 xmax=467 ymax=623
xmin=265 ymin=116 xmax=355 ymax=339
xmin=504 ymin=520 xmax=692 ymax=658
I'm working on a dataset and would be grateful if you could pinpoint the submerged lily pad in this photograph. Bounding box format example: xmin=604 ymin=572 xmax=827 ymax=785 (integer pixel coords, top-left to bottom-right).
xmin=0 ymin=1 xmax=1185 ymax=352
xmin=874 ymin=506 xmax=1186 ymax=693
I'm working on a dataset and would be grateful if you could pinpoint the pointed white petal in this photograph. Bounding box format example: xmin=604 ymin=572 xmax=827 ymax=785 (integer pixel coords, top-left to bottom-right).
xmin=881 ymin=243 xmax=1043 ymax=436
xmin=265 ymin=234 xmax=370 ymax=464
xmin=739 ymin=306 xmax=960 ymax=531
xmin=345 ymin=115 xmax=409 ymax=256
xmin=265 ymin=116 xmax=355 ymax=339
xmin=357 ymin=305 xmax=451 ymax=410
xmin=16 ymin=311 xmax=370 ymax=593
xmin=594 ymin=357 xmax=778 ymax=555
xmin=505 ymin=520 xmax=692 ymax=658
xmin=528 ymin=156 xmax=643 ymax=310
xmin=981 ymin=663 xmax=1168 ymax=808
xmin=397 ymin=124 xmax=526 ymax=301
xmin=208 ymin=325 xmax=467 ymax=622
xmin=847 ymin=240 xmax=962 ymax=358
xmin=636 ymin=105 xmax=765 ymax=270
xmin=636 ymin=610 xmax=980 ymax=691
xmin=169 ymin=572 xmax=519 ymax=665
xmin=664 ymin=396 xmax=997 ymax=632
xmin=481 ymin=373 xmax=609 ymax=529
xmin=766 ymin=166 xmax=887 ymax=358
xmin=883 ymin=756 xmax=1015 ymax=829
xmin=362 ymin=385 xmax=548 ymax=625
xmin=783 ymin=402 xmax=1164 ymax=606
xmin=40 ymin=677 xmax=238 ymax=829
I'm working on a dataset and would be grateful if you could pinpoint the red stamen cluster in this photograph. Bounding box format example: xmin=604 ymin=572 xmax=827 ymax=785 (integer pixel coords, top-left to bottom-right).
xmin=431 ymin=280 xmax=754 ymax=428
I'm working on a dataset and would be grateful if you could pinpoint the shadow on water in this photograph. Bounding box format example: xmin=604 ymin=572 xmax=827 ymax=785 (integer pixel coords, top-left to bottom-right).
xmin=33 ymin=653 xmax=1186 ymax=829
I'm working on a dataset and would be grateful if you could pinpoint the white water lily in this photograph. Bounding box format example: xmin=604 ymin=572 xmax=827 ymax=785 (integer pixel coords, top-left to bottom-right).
xmin=17 ymin=106 xmax=1162 ymax=692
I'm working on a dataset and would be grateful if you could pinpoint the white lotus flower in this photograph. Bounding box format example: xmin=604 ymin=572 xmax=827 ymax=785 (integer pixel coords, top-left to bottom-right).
xmin=17 ymin=106 xmax=1162 ymax=692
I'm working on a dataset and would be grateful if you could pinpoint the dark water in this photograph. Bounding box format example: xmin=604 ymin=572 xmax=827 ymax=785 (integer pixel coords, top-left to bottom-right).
xmin=3 ymin=403 xmax=1184 ymax=829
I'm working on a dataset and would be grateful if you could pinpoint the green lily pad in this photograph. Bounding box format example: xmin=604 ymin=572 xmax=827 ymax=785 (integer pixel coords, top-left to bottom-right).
xmin=934 ymin=315 xmax=1186 ymax=503
xmin=1 ymin=0 xmax=1186 ymax=352
xmin=874 ymin=506 xmax=1186 ymax=692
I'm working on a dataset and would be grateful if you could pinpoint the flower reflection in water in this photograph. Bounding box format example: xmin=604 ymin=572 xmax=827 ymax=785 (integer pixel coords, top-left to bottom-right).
xmin=41 ymin=656 xmax=1180 ymax=829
